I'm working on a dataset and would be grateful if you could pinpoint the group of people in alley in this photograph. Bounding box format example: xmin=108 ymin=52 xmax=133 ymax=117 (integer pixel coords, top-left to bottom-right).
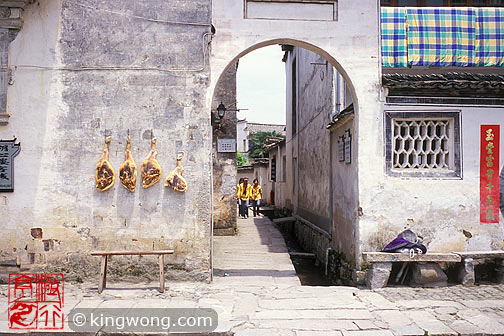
xmin=237 ymin=177 xmax=263 ymax=218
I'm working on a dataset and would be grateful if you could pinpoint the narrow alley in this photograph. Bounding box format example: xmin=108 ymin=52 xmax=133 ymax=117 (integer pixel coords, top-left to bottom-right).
xmin=213 ymin=215 xmax=300 ymax=287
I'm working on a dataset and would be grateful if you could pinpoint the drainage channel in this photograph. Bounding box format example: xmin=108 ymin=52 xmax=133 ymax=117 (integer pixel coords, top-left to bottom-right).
xmin=265 ymin=212 xmax=334 ymax=286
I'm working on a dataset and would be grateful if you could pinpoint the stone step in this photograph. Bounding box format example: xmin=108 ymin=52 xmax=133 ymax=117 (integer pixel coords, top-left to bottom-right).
xmin=289 ymin=252 xmax=316 ymax=259
xmin=273 ymin=216 xmax=296 ymax=223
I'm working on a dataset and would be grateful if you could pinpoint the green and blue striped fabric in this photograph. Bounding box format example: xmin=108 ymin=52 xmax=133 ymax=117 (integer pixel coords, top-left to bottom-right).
xmin=381 ymin=7 xmax=504 ymax=67
xmin=406 ymin=7 xmax=477 ymax=67
xmin=381 ymin=7 xmax=408 ymax=67
xmin=476 ymin=8 xmax=504 ymax=66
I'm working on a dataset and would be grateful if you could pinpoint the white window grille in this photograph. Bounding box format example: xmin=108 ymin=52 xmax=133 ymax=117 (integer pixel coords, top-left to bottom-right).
xmin=392 ymin=118 xmax=453 ymax=170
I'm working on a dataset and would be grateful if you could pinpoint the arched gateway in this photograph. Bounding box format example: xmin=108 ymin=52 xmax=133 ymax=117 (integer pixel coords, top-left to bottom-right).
xmin=209 ymin=0 xmax=383 ymax=273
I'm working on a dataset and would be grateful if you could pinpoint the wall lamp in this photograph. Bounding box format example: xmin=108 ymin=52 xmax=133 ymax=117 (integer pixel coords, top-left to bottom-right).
xmin=217 ymin=102 xmax=227 ymax=119
xmin=212 ymin=102 xmax=248 ymax=128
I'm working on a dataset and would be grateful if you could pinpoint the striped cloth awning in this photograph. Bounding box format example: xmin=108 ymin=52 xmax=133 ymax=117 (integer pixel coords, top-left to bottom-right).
xmin=476 ymin=8 xmax=504 ymax=66
xmin=407 ymin=8 xmax=476 ymax=67
xmin=381 ymin=7 xmax=407 ymax=67
xmin=381 ymin=7 xmax=504 ymax=67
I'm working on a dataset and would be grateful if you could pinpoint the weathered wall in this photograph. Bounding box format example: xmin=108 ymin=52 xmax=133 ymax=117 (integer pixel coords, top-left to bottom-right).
xmin=294 ymin=47 xmax=333 ymax=233
xmin=284 ymin=46 xmax=359 ymax=267
xmin=269 ymin=141 xmax=288 ymax=208
xmin=237 ymin=166 xmax=253 ymax=185
xmin=329 ymin=118 xmax=358 ymax=265
xmin=212 ymin=63 xmax=237 ymax=236
xmin=266 ymin=142 xmax=289 ymax=208
xmin=1 ymin=0 xmax=213 ymax=280
xmin=284 ymin=49 xmax=296 ymax=212
xmin=360 ymin=105 xmax=504 ymax=261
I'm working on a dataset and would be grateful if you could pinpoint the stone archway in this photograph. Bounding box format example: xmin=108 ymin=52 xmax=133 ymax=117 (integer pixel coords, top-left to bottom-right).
xmin=209 ymin=40 xmax=373 ymax=273
xmin=208 ymin=0 xmax=383 ymax=274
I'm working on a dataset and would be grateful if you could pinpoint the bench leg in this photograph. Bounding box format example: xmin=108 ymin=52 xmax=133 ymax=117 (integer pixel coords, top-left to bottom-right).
xmin=394 ymin=262 xmax=408 ymax=283
xmin=366 ymin=262 xmax=392 ymax=289
xmin=458 ymin=257 xmax=475 ymax=286
xmin=99 ymin=255 xmax=108 ymax=294
xmin=159 ymin=255 xmax=165 ymax=293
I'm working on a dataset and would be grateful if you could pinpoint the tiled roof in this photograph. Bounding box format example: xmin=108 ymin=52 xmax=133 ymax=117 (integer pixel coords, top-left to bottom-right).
xmin=264 ymin=137 xmax=285 ymax=152
xmin=383 ymin=72 xmax=504 ymax=98
xmin=247 ymin=122 xmax=286 ymax=136
xmin=383 ymin=72 xmax=504 ymax=90
xmin=327 ymin=104 xmax=354 ymax=129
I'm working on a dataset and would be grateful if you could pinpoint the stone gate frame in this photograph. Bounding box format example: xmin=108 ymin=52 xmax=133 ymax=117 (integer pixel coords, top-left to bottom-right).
xmin=208 ymin=0 xmax=384 ymax=271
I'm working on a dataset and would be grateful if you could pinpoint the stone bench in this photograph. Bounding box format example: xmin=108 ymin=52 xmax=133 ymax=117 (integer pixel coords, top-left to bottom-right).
xmin=91 ymin=250 xmax=174 ymax=293
xmin=454 ymin=251 xmax=504 ymax=286
xmin=363 ymin=252 xmax=461 ymax=289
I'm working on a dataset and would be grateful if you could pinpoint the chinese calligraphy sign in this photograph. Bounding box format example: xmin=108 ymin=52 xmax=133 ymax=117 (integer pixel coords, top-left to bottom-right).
xmin=8 ymin=273 xmax=64 ymax=330
xmin=344 ymin=129 xmax=352 ymax=164
xmin=480 ymin=125 xmax=500 ymax=223
xmin=0 ymin=138 xmax=21 ymax=192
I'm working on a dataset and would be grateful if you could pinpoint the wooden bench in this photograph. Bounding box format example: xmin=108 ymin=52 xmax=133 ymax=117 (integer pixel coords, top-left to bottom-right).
xmin=454 ymin=251 xmax=504 ymax=286
xmin=363 ymin=252 xmax=461 ymax=289
xmin=91 ymin=250 xmax=174 ymax=294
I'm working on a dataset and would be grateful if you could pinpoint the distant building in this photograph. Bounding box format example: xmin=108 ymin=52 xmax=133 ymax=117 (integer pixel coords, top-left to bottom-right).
xmin=236 ymin=120 xmax=286 ymax=158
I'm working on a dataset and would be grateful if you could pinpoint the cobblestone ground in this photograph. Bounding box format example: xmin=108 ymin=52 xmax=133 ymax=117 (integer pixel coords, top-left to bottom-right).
xmin=1 ymin=215 xmax=503 ymax=335
xmin=380 ymin=283 xmax=504 ymax=301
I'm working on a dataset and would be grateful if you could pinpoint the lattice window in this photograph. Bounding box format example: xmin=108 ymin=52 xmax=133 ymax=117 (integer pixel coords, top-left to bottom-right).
xmin=392 ymin=119 xmax=453 ymax=170
xmin=385 ymin=111 xmax=461 ymax=178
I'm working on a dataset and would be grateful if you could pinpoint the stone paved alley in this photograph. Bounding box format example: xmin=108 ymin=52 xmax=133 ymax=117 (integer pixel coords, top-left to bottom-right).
xmin=1 ymin=215 xmax=504 ymax=335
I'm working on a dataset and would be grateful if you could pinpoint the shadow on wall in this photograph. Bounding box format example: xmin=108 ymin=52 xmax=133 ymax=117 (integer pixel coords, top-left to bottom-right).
xmin=500 ymin=166 xmax=504 ymax=217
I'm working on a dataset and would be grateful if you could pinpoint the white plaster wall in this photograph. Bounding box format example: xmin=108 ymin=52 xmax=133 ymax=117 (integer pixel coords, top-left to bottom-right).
xmin=330 ymin=119 xmax=359 ymax=264
xmin=1 ymin=0 xmax=64 ymax=256
xmin=269 ymin=142 xmax=288 ymax=208
xmin=283 ymin=45 xmax=359 ymax=263
xmin=294 ymin=47 xmax=333 ymax=231
xmin=284 ymin=50 xmax=296 ymax=211
xmin=360 ymin=104 xmax=504 ymax=259
xmin=236 ymin=120 xmax=248 ymax=153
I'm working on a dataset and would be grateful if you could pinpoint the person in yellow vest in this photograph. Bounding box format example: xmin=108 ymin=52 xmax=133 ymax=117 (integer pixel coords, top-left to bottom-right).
xmin=237 ymin=177 xmax=252 ymax=218
xmin=236 ymin=177 xmax=244 ymax=214
xmin=250 ymin=178 xmax=263 ymax=217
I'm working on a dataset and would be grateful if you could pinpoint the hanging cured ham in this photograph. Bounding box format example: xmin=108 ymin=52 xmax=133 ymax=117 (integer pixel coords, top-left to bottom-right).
xmin=165 ymin=153 xmax=187 ymax=192
xmin=95 ymin=136 xmax=115 ymax=192
xmin=119 ymin=134 xmax=137 ymax=192
xmin=141 ymin=137 xmax=162 ymax=188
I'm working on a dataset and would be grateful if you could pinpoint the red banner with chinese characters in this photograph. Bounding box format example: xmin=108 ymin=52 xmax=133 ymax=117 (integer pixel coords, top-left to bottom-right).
xmin=480 ymin=125 xmax=500 ymax=223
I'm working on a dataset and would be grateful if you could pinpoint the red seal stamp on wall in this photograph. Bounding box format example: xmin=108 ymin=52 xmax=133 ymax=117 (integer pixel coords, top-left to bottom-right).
xmin=8 ymin=273 xmax=64 ymax=330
